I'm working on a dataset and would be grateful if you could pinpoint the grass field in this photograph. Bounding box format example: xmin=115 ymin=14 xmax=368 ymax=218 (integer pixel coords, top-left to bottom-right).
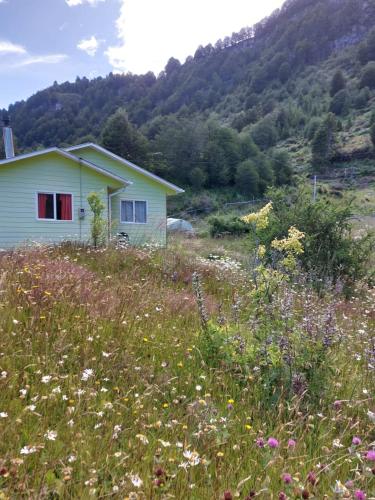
xmin=0 ymin=239 xmax=374 ymax=499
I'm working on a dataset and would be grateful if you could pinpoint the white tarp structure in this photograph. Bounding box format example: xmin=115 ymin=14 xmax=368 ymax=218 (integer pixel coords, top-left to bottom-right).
xmin=167 ymin=218 xmax=195 ymax=235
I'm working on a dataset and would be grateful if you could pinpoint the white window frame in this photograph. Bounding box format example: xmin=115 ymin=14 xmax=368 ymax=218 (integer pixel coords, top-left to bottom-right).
xmin=120 ymin=199 xmax=148 ymax=224
xmin=36 ymin=192 xmax=74 ymax=222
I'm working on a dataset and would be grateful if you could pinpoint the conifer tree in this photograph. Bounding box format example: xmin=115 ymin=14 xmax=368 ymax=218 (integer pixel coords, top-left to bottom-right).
xmin=330 ymin=70 xmax=346 ymax=97
xmin=101 ymin=109 xmax=149 ymax=164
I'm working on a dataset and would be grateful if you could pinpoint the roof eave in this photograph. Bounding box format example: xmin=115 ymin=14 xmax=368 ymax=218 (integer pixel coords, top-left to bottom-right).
xmin=65 ymin=143 xmax=184 ymax=194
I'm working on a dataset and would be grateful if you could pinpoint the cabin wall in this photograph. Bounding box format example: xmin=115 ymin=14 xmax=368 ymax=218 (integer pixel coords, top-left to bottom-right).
xmin=73 ymin=148 xmax=168 ymax=246
xmin=0 ymin=153 xmax=115 ymax=249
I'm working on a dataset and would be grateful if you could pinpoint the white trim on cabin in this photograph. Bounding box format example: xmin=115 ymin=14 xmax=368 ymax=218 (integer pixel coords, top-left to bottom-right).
xmin=35 ymin=191 xmax=75 ymax=222
xmin=120 ymin=199 xmax=148 ymax=224
xmin=0 ymin=147 xmax=132 ymax=186
xmin=65 ymin=143 xmax=185 ymax=194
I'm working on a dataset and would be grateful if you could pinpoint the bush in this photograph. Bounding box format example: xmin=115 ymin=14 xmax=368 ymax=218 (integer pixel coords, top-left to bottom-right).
xmin=359 ymin=62 xmax=375 ymax=89
xmin=208 ymin=214 xmax=250 ymax=237
xmin=260 ymin=185 xmax=374 ymax=291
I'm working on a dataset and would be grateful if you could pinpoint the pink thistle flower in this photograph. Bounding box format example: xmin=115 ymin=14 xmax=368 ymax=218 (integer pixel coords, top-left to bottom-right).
xmin=268 ymin=437 xmax=279 ymax=448
xmin=287 ymin=439 xmax=296 ymax=448
xmin=282 ymin=473 xmax=293 ymax=484
xmin=366 ymin=450 xmax=375 ymax=461
xmin=278 ymin=493 xmax=287 ymax=500
xmin=352 ymin=436 xmax=362 ymax=446
xmin=223 ymin=491 xmax=233 ymax=500
xmin=354 ymin=490 xmax=366 ymax=500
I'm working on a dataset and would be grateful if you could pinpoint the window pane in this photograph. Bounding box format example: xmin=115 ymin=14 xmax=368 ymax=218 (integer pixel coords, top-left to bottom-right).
xmin=135 ymin=201 xmax=147 ymax=223
xmin=57 ymin=194 xmax=72 ymax=221
xmin=121 ymin=201 xmax=134 ymax=222
xmin=38 ymin=193 xmax=54 ymax=219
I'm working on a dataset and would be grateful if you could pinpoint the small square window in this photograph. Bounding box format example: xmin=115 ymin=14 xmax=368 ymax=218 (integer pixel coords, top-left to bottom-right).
xmin=37 ymin=193 xmax=73 ymax=221
xmin=121 ymin=200 xmax=147 ymax=223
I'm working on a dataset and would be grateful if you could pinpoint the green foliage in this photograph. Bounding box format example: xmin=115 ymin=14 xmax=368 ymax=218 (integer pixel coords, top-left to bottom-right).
xmin=208 ymin=214 xmax=250 ymax=237
xmin=87 ymin=192 xmax=106 ymax=247
xmin=235 ymin=160 xmax=260 ymax=197
xmin=359 ymin=62 xmax=375 ymax=89
xmin=251 ymin=119 xmax=278 ymax=150
xmin=101 ymin=108 xmax=149 ymax=164
xmin=330 ymin=70 xmax=346 ymax=97
xmin=358 ymin=26 xmax=375 ymax=65
xmin=311 ymin=113 xmax=337 ymax=171
xmin=271 ymin=150 xmax=293 ymax=186
xmin=370 ymin=122 xmax=375 ymax=148
xmin=329 ymin=89 xmax=350 ymax=116
xmin=261 ymin=185 xmax=374 ymax=290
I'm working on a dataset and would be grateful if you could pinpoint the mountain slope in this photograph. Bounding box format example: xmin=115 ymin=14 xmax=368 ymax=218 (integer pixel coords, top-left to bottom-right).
xmin=2 ymin=0 xmax=375 ymax=190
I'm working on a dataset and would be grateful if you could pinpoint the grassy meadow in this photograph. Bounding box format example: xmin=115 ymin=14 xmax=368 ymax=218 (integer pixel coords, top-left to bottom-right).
xmin=0 ymin=237 xmax=374 ymax=499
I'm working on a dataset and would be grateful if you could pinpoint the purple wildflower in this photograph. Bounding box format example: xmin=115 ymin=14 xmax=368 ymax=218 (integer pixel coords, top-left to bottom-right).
xmin=268 ymin=437 xmax=279 ymax=448
xmin=352 ymin=436 xmax=362 ymax=446
xmin=256 ymin=437 xmax=265 ymax=448
xmin=287 ymin=439 xmax=296 ymax=448
xmin=278 ymin=493 xmax=287 ymax=500
xmin=282 ymin=473 xmax=293 ymax=484
xmin=366 ymin=450 xmax=375 ymax=461
xmin=354 ymin=490 xmax=366 ymax=500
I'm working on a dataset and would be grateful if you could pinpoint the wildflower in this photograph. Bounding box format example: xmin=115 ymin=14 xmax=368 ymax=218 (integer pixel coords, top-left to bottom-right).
xmin=268 ymin=437 xmax=279 ymax=448
xmin=302 ymin=491 xmax=309 ymax=499
xmin=278 ymin=493 xmax=287 ymax=500
xmin=41 ymin=375 xmax=52 ymax=384
xmin=307 ymin=471 xmax=317 ymax=485
xmin=242 ymin=202 xmax=273 ymax=229
xmin=68 ymin=455 xmax=77 ymax=463
xmin=282 ymin=473 xmax=293 ymax=484
xmin=182 ymin=450 xmax=200 ymax=466
xmin=223 ymin=491 xmax=233 ymax=500
xmin=287 ymin=439 xmax=296 ymax=448
xmin=154 ymin=467 xmax=165 ymax=477
xmin=271 ymin=226 xmax=305 ymax=255
xmin=0 ymin=412 xmax=8 ymax=418
xmin=354 ymin=490 xmax=366 ymax=500
xmin=44 ymin=430 xmax=57 ymax=441
xmin=245 ymin=492 xmax=256 ymax=499
xmin=256 ymin=437 xmax=265 ymax=448
xmin=130 ymin=474 xmax=143 ymax=488
xmin=81 ymin=369 xmax=94 ymax=381
xmin=333 ymin=400 xmax=342 ymax=410
xmin=334 ymin=481 xmax=348 ymax=495
xmin=217 ymin=451 xmax=224 ymax=457
xmin=366 ymin=450 xmax=375 ymax=461
xmin=136 ymin=434 xmax=149 ymax=445
xmin=20 ymin=445 xmax=37 ymax=455
xmin=352 ymin=436 xmax=362 ymax=446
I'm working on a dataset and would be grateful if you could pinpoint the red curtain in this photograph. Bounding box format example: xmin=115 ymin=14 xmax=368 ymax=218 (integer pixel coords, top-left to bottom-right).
xmin=59 ymin=194 xmax=72 ymax=221
xmin=38 ymin=193 xmax=48 ymax=218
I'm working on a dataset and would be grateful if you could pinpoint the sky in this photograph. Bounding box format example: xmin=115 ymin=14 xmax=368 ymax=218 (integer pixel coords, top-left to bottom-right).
xmin=0 ymin=0 xmax=284 ymax=109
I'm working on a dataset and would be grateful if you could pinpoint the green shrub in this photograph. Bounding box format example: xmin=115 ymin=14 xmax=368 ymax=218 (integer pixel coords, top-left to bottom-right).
xmin=260 ymin=185 xmax=374 ymax=291
xmin=208 ymin=214 xmax=250 ymax=237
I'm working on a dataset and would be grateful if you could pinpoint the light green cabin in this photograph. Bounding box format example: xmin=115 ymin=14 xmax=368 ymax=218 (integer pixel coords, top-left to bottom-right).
xmin=0 ymin=143 xmax=183 ymax=250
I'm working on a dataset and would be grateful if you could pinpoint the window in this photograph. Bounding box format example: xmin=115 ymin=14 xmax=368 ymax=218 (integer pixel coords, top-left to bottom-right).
xmin=121 ymin=200 xmax=147 ymax=223
xmin=37 ymin=193 xmax=73 ymax=221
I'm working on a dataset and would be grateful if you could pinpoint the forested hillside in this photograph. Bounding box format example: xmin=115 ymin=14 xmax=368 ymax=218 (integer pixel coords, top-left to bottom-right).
xmin=2 ymin=0 xmax=375 ymax=194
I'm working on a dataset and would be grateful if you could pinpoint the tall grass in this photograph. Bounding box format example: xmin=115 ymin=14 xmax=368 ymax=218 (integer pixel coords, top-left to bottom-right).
xmin=0 ymin=241 xmax=373 ymax=499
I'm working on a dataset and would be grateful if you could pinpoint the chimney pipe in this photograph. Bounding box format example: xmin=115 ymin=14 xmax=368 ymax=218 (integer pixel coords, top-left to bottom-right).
xmin=2 ymin=115 xmax=15 ymax=159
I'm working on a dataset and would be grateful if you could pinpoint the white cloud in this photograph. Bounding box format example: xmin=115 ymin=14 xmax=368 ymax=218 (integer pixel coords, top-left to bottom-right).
xmin=77 ymin=35 xmax=101 ymax=56
xmin=106 ymin=0 xmax=283 ymax=75
xmin=14 ymin=54 xmax=68 ymax=67
xmin=66 ymin=0 xmax=105 ymax=6
xmin=0 ymin=40 xmax=27 ymax=55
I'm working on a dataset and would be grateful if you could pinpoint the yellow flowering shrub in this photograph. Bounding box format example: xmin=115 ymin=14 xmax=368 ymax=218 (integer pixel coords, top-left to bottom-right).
xmin=242 ymin=203 xmax=305 ymax=299
xmin=241 ymin=202 xmax=273 ymax=230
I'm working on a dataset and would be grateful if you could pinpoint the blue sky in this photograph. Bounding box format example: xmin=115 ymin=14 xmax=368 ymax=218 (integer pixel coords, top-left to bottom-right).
xmin=0 ymin=0 xmax=283 ymax=109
